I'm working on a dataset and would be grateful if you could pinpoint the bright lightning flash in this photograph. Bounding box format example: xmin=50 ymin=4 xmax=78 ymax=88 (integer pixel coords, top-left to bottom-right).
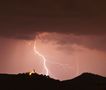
xmin=33 ymin=40 xmax=49 ymax=76
xmin=25 ymin=35 xmax=73 ymax=78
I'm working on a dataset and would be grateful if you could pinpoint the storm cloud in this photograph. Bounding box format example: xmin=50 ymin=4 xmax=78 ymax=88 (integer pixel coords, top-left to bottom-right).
xmin=37 ymin=33 xmax=106 ymax=51
xmin=0 ymin=0 xmax=106 ymax=39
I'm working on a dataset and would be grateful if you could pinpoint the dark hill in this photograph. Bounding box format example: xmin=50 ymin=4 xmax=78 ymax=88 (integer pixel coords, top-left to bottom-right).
xmin=0 ymin=72 xmax=106 ymax=90
xmin=0 ymin=72 xmax=59 ymax=90
xmin=61 ymin=73 xmax=106 ymax=90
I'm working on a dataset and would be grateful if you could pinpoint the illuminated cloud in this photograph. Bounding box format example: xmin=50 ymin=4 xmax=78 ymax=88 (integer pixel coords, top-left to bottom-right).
xmin=38 ymin=33 xmax=106 ymax=51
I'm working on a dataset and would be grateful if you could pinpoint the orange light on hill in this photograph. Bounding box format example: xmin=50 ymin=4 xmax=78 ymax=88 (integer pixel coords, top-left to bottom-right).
xmin=29 ymin=69 xmax=35 ymax=75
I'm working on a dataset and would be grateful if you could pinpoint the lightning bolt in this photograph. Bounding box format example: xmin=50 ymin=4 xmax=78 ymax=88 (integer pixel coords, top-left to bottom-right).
xmin=33 ymin=40 xmax=49 ymax=76
xmin=24 ymin=35 xmax=73 ymax=78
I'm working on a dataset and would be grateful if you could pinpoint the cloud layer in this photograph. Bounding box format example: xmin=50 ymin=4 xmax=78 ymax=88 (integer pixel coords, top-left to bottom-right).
xmin=38 ymin=33 xmax=106 ymax=51
xmin=0 ymin=0 xmax=106 ymax=39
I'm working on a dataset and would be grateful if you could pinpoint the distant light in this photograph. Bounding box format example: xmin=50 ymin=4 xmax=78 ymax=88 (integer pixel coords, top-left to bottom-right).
xmin=29 ymin=70 xmax=35 ymax=75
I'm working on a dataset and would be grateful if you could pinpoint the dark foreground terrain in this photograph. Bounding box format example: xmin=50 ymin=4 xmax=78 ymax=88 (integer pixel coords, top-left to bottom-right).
xmin=0 ymin=72 xmax=106 ymax=90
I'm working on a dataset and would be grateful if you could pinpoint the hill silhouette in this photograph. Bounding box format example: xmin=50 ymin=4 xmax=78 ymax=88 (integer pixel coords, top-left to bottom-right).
xmin=61 ymin=73 xmax=106 ymax=90
xmin=0 ymin=72 xmax=106 ymax=90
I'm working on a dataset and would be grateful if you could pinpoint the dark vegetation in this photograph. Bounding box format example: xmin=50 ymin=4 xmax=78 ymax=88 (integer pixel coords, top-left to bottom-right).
xmin=0 ymin=72 xmax=106 ymax=90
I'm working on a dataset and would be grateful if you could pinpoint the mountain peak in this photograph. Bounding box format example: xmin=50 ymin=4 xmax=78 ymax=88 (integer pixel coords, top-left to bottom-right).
xmin=78 ymin=72 xmax=105 ymax=79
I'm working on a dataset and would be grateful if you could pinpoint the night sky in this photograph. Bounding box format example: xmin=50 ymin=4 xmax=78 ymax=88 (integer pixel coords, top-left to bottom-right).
xmin=0 ymin=0 xmax=106 ymax=80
